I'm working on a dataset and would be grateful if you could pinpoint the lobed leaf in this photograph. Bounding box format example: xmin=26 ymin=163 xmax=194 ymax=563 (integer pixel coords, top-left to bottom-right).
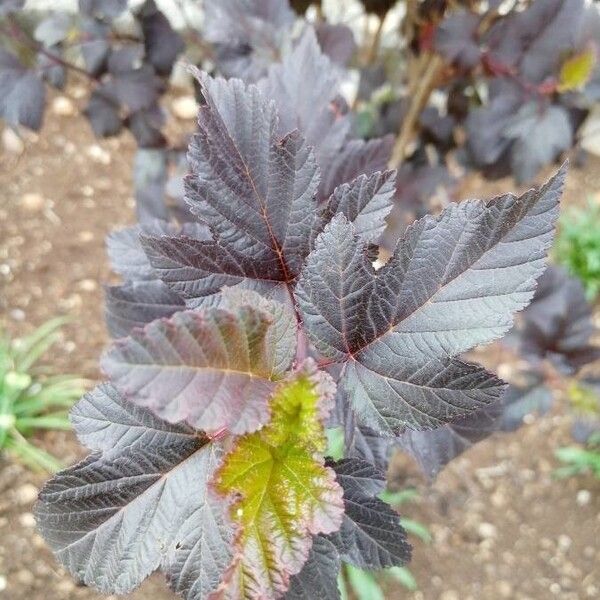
xmin=0 ymin=49 xmax=46 ymax=130
xmin=327 ymin=458 xmax=411 ymax=569
xmin=435 ymin=9 xmax=482 ymax=69
xmin=286 ymin=536 xmax=341 ymax=600
xmin=102 ymin=304 xmax=296 ymax=435
xmin=504 ymin=103 xmax=572 ymax=184
xmin=397 ymin=402 xmax=504 ymax=479
xmin=513 ymin=265 xmax=600 ymax=374
xmin=258 ymin=29 xmax=350 ymax=188
xmin=138 ymin=0 xmax=185 ymax=76
xmin=184 ymin=72 xmax=320 ymax=288
xmin=317 ymin=170 xmax=396 ymax=244
xmin=318 ymin=136 xmax=393 ymax=203
xmin=296 ymin=167 xmax=565 ymax=434
xmin=203 ymin=0 xmax=294 ymax=82
xmin=36 ymin=388 xmax=236 ymax=598
xmin=214 ymin=367 xmax=343 ymax=599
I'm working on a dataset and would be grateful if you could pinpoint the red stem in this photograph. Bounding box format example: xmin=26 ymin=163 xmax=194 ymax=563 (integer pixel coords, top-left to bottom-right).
xmin=3 ymin=15 xmax=99 ymax=82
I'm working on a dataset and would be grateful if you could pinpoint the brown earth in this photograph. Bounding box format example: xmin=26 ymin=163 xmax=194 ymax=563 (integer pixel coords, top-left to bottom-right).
xmin=1 ymin=102 xmax=599 ymax=600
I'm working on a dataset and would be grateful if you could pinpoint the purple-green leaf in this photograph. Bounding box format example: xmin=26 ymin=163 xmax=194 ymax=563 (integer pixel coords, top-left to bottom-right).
xmin=101 ymin=304 xmax=296 ymax=434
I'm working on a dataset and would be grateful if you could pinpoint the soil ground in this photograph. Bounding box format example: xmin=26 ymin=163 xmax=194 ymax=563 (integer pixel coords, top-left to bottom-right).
xmin=1 ymin=103 xmax=599 ymax=600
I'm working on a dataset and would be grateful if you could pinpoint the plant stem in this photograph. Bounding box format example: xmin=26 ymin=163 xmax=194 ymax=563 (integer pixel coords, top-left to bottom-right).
xmin=366 ymin=14 xmax=386 ymax=64
xmin=3 ymin=16 xmax=98 ymax=82
xmin=389 ymin=52 xmax=443 ymax=167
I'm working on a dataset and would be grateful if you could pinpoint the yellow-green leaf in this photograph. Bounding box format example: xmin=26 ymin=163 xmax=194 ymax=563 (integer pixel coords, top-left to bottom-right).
xmin=558 ymin=48 xmax=597 ymax=92
xmin=214 ymin=364 xmax=344 ymax=599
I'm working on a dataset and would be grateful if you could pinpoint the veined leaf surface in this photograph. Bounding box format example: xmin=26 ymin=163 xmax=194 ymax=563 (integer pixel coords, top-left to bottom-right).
xmin=36 ymin=386 xmax=236 ymax=599
xmin=214 ymin=366 xmax=344 ymax=599
xmin=296 ymin=168 xmax=565 ymax=434
xmin=102 ymin=304 xmax=296 ymax=435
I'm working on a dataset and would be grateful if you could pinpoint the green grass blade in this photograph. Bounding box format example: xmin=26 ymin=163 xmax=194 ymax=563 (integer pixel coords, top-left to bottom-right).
xmin=5 ymin=435 xmax=63 ymax=473
xmin=400 ymin=517 xmax=432 ymax=543
xmin=12 ymin=317 xmax=68 ymax=372
xmin=345 ymin=565 xmax=385 ymax=600
xmin=379 ymin=487 xmax=419 ymax=506
xmin=16 ymin=414 xmax=72 ymax=431
xmin=387 ymin=566 xmax=418 ymax=591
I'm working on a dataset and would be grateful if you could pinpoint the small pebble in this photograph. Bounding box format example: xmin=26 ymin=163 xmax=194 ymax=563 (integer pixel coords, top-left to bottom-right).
xmin=15 ymin=484 xmax=38 ymax=505
xmin=78 ymin=278 xmax=98 ymax=292
xmin=440 ymin=591 xmax=460 ymax=600
xmin=558 ymin=534 xmax=572 ymax=552
xmin=496 ymin=581 xmax=513 ymax=597
xmin=87 ymin=144 xmax=111 ymax=165
xmin=78 ymin=230 xmax=95 ymax=242
xmin=15 ymin=570 xmax=34 ymax=586
xmin=19 ymin=513 xmax=36 ymax=528
xmin=172 ymin=95 xmax=198 ymax=120
xmin=2 ymin=128 xmax=24 ymax=154
xmin=9 ymin=309 xmax=25 ymax=321
xmin=81 ymin=184 xmax=95 ymax=197
xmin=51 ymin=96 xmax=75 ymax=117
xmin=0 ymin=575 xmax=6 ymax=591
xmin=477 ymin=522 xmax=497 ymax=540
xmin=577 ymin=489 xmax=591 ymax=506
xmin=20 ymin=192 xmax=45 ymax=212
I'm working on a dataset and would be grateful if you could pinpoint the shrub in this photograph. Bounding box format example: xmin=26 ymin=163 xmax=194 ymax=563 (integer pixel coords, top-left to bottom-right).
xmin=34 ymin=51 xmax=566 ymax=598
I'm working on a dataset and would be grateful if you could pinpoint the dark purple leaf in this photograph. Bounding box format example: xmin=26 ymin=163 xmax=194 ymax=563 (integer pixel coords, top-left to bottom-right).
xmin=81 ymin=39 xmax=110 ymax=76
xmin=347 ymin=426 xmax=395 ymax=473
xmin=108 ymin=65 xmax=160 ymax=112
xmin=287 ymin=536 xmax=341 ymax=600
xmin=319 ymin=135 xmax=393 ymax=202
xmin=180 ymin=72 xmax=319 ymax=301
xmin=258 ymin=29 xmax=351 ymax=181
xmin=107 ymin=45 xmax=145 ymax=74
xmin=397 ymin=401 xmax=504 ymax=479
xmin=419 ymin=107 xmax=456 ymax=149
xmin=36 ymin=386 xmax=235 ymax=597
xmin=0 ymin=49 xmax=46 ymax=130
xmin=128 ymin=104 xmax=166 ymax=148
xmin=296 ymin=168 xmax=565 ymax=434
xmin=504 ymin=102 xmax=572 ymax=183
xmin=107 ymin=219 xmax=210 ymax=283
xmin=137 ymin=0 xmax=185 ymax=76
xmin=133 ymin=148 xmax=170 ymax=222
xmin=514 ymin=266 xmax=600 ymax=374
xmin=203 ymin=0 xmax=294 ymax=81
xmin=84 ymin=88 xmax=122 ymax=137
xmin=79 ymin=0 xmax=127 ymax=19
xmin=498 ymin=377 xmax=554 ymax=432
xmin=315 ymin=22 xmax=356 ymax=66
xmin=327 ymin=458 xmax=411 ymax=569
xmin=34 ymin=13 xmax=72 ymax=47
xmin=37 ymin=50 xmax=66 ymax=89
xmin=435 ymin=9 xmax=482 ymax=69
xmin=70 ymin=382 xmax=197 ymax=451
xmin=465 ymin=79 xmax=522 ymax=167
xmin=317 ymin=170 xmax=396 ymax=244
xmin=486 ymin=0 xmax=586 ymax=84
xmin=140 ymin=234 xmax=288 ymax=307
xmin=104 ymin=280 xmax=186 ymax=338
xmin=382 ymin=156 xmax=453 ymax=249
